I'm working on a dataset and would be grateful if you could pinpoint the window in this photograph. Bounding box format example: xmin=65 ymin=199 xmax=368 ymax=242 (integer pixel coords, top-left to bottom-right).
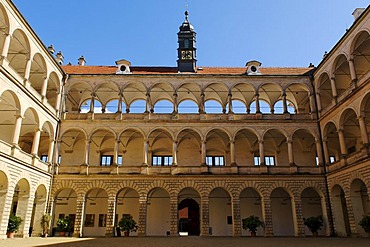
xmin=206 ymin=156 xmax=224 ymax=166
xmin=99 ymin=214 xmax=107 ymax=227
xmin=265 ymin=156 xmax=275 ymax=166
xmin=84 ymin=214 xmax=95 ymax=227
xmin=100 ymin=155 xmax=122 ymax=166
xmin=41 ymin=155 xmax=48 ymax=162
xmin=184 ymin=39 xmax=190 ymax=48
xmin=254 ymin=156 xmax=261 ymax=166
xmin=329 ymin=156 xmax=335 ymax=164
xmin=152 ymin=156 xmax=173 ymax=166
xmin=315 ymin=157 xmax=319 ymax=166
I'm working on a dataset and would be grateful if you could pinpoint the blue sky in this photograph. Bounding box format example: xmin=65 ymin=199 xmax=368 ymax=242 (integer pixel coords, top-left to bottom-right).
xmin=12 ymin=0 xmax=369 ymax=67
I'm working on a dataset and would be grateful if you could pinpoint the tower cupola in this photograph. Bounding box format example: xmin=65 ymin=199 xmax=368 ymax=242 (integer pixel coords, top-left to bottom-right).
xmin=177 ymin=11 xmax=197 ymax=72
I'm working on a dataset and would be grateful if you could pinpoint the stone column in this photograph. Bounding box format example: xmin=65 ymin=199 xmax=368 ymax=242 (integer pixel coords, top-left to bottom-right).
xmin=315 ymin=140 xmax=324 ymax=166
xmin=73 ymin=194 xmax=86 ymax=237
xmin=173 ymin=93 xmax=178 ymax=114
xmin=172 ymin=140 xmax=178 ymax=165
xmin=259 ymin=140 xmax=265 ymax=166
xmin=143 ymin=140 xmax=149 ymax=165
xmin=255 ymin=94 xmax=261 ymax=113
xmin=330 ymin=77 xmax=338 ymax=100
xmin=18 ymin=193 xmax=34 ymax=238
xmin=41 ymin=76 xmax=49 ymax=102
xmin=170 ymin=196 xmax=178 ymax=236
xmin=24 ymin=58 xmax=32 ymax=83
xmin=199 ymin=93 xmax=205 ymax=114
xmin=292 ymin=194 xmax=305 ymax=237
xmin=201 ymin=140 xmax=206 ymax=165
xmin=47 ymin=139 xmax=55 ymax=163
xmin=31 ymin=128 xmax=41 ymax=157
xmin=287 ymin=139 xmax=294 ymax=165
xmin=228 ymin=93 xmax=233 ymax=114
xmin=337 ymin=129 xmax=347 ymax=157
xmin=0 ymin=187 xmax=14 ymax=239
xmin=89 ymin=93 xmax=95 ymax=113
xmin=138 ymin=195 xmax=147 ymax=236
xmin=84 ymin=139 xmax=91 ymax=165
xmin=113 ymin=139 xmax=120 ymax=165
xmin=322 ymin=139 xmax=330 ymax=164
xmin=1 ymin=33 xmax=11 ymax=59
xmin=344 ymin=192 xmax=358 ymax=236
xmin=55 ymin=92 xmax=62 ymax=116
xmin=117 ymin=93 xmax=123 ymax=113
xmin=230 ymin=140 xmax=236 ymax=165
xmin=200 ymin=196 xmax=210 ymax=236
xmin=348 ymin=58 xmax=357 ymax=86
xmin=358 ymin=116 xmax=369 ymax=146
xmin=316 ymin=91 xmax=322 ymax=112
xmin=11 ymin=115 xmax=23 ymax=146
xmin=309 ymin=93 xmax=316 ymax=114
xmin=282 ymin=93 xmax=288 ymax=113
xmin=261 ymin=196 xmax=273 ymax=236
xmin=105 ymin=195 xmax=116 ymax=237
xmin=232 ymin=197 xmax=241 ymax=237
xmin=54 ymin=140 xmax=62 ymax=164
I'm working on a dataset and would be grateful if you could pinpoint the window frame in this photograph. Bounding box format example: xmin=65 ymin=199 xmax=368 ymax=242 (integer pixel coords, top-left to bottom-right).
xmin=152 ymin=155 xmax=173 ymax=166
xmin=206 ymin=156 xmax=225 ymax=166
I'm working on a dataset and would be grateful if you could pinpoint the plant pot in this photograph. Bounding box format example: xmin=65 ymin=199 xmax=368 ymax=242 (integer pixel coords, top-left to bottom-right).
xmin=60 ymin=231 xmax=66 ymax=237
xmin=313 ymin=231 xmax=318 ymax=237
xmin=7 ymin=232 xmax=15 ymax=238
xmin=250 ymin=231 xmax=256 ymax=237
xmin=124 ymin=231 xmax=130 ymax=237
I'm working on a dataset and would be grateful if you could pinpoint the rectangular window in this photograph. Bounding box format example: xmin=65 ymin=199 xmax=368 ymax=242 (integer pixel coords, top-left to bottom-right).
xmin=100 ymin=155 xmax=122 ymax=166
xmin=152 ymin=156 xmax=173 ymax=166
xmin=117 ymin=156 xmax=123 ymax=166
xmin=315 ymin=157 xmax=319 ymax=166
xmin=84 ymin=214 xmax=95 ymax=227
xmin=40 ymin=155 xmax=48 ymax=163
xmin=329 ymin=156 xmax=335 ymax=163
xmin=206 ymin=156 xmax=224 ymax=166
xmin=265 ymin=156 xmax=275 ymax=166
xmin=254 ymin=156 xmax=261 ymax=166
xmin=98 ymin=214 xmax=107 ymax=227
xmin=58 ymin=155 xmax=62 ymax=164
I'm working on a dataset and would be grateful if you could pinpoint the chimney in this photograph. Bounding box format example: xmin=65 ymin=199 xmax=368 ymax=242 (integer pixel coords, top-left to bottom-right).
xmin=353 ymin=8 xmax=365 ymax=21
xmin=55 ymin=51 xmax=64 ymax=65
xmin=47 ymin=45 xmax=55 ymax=55
xmin=78 ymin=56 xmax=86 ymax=66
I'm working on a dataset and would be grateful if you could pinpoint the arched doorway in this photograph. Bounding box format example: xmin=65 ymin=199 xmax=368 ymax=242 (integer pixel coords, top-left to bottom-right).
xmin=350 ymin=179 xmax=369 ymax=236
xmin=209 ymin=188 xmax=232 ymax=236
xmin=146 ymin=188 xmax=170 ymax=236
xmin=240 ymin=188 xmax=263 ymax=236
xmin=116 ymin=188 xmax=139 ymax=236
xmin=83 ymin=188 xmax=108 ymax=237
xmin=178 ymin=199 xmax=200 ymax=236
xmin=11 ymin=178 xmax=30 ymax=237
xmin=30 ymin=185 xmax=48 ymax=236
xmin=271 ymin=187 xmax=294 ymax=236
xmin=301 ymin=187 xmax=326 ymax=236
xmin=53 ymin=189 xmax=77 ymax=236
xmin=331 ymin=185 xmax=350 ymax=236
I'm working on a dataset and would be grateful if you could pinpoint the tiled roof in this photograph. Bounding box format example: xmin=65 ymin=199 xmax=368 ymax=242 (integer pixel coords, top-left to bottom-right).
xmin=62 ymin=65 xmax=313 ymax=76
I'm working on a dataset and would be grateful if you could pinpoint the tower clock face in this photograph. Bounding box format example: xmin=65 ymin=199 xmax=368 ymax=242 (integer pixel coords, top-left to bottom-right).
xmin=181 ymin=50 xmax=193 ymax=60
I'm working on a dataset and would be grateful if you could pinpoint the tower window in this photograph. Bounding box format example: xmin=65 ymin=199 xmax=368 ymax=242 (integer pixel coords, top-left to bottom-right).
xmin=184 ymin=39 xmax=190 ymax=48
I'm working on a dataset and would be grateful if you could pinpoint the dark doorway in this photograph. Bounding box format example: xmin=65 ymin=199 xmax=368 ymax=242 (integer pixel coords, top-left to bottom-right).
xmin=178 ymin=199 xmax=200 ymax=236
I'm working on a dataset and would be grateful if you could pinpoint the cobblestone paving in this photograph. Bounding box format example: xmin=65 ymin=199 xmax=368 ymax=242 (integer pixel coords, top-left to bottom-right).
xmin=1 ymin=237 xmax=370 ymax=247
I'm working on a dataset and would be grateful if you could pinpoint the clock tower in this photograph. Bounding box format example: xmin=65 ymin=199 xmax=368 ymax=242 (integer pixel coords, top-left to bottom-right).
xmin=177 ymin=11 xmax=197 ymax=72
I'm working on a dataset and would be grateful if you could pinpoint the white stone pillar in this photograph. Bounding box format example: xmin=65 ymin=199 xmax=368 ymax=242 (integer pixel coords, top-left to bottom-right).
xmin=283 ymin=93 xmax=288 ymax=113
xmin=41 ymin=76 xmax=49 ymax=100
xmin=255 ymin=94 xmax=261 ymax=113
xmin=201 ymin=140 xmax=206 ymax=165
xmin=1 ymin=33 xmax=11 ymax=58
xmin=228 ymin=93 xmax=233 ymax=114
xmin=287 ymin=139 xmax=294 ymax=165
xmin=259 ymin=140 xmax=265 ymax=165
xmin=309 ymin=93 xmax=316 ymax=114
xmin=145 ymin=93 xmax=150 ymax=113
xmin=73 ymin=194 xmax=86 ymax=237
xmin=322 ymin=139 xmax=330 ymax=164
xmin=117 ymin=93 xmax=123 ymax=113
xmin=330 ymin=77 xmax=338 ymax=99
xmin=172 ymin=140 xmax=178 ymax=165
xmin=105 ymin=195 xmax=116 ymax=237
xmin=55 ymin=92 xmax=61 ymax=115
xmin=358 ymin=116 xmax=369 ymax=145
xmin=316 ymin=91 xmax=322 ymax=112
xmin=173 ymin=93 xmax=178 ymax=114
xmin=113 ymin=139 xmax=120 ymax=165
xmin=348 ymin=58 xmax=357 ymax=86
xmin=24 ymin=58 xmax=32 ymax=82
xmin=199 ymin=93 xmax=205 ymax=113
xmin=338 ymin=129 xmax=347 ymax=156
xmin=230 ymin=140 xmax=236 ymax=165
xmin=143 ymin=140 xmax=149 ymax=165
xmin=84 ymin=139 xmax=91 ymax=165
xmin=89 ymin=93 xmax=95 ymax=113
xmin=12 ymin=115 xmax=23 ymax=146
xmin=315 ymin=140 xmax=324 ymax=166
xmin=47 ymin=139 xmax=55 ymax=163
xmin=31 ymin=128 xmax=41 ymax=157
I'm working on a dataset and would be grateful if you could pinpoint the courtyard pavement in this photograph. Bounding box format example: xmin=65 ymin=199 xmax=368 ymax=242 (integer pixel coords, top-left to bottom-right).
xmin=1 ymin=236 xmax=369 ymax=247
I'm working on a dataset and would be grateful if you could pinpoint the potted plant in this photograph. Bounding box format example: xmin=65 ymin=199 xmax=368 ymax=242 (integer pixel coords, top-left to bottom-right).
xmin=303 ymin=216 xmax=323 ymax=237
xmin=118 ymin=214 xmax=138 ymax=237
xmin=41 ymin=214 xmax=51 ymax=237
xmin=359 ymin=215 xmax=370 ymax=236
xmin=7 ymin=215 xmax=23 ymax=238
xmin=242 ymin=215 xmax=264 ymax=237
xmin=56 ymin=217 xmax=71 ymax=237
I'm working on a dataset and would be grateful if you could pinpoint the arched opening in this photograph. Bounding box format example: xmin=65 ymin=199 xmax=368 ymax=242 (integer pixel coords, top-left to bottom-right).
xmin=250 ymin=100 xmax=271 ymax=114
xmin=8 ymin=29 xmax=30 ymax=78
xmin=178 ymin=188 xmax=201 ymax=236
xmin=205 ymin=129 xmax=229 ymax=166
xmin=205 ymin=100 xmax=223 ymax=114
xmin=352 ymin=31 xmax=370 ymax=81
xmin=116 ymin=188 xmax=139 ymax=236
xmin=65 ymin=82 xmax=92 ymax=113
xmin=258 ymin=83 xmax=282 ymax=114
xmin=146 ymin=188 xmax=170 ymax=236
xmin=83 ymin=188 xmax=108 ymax=237
xmin=331 ymin=185 xmax=350 ymax=236
xmin=19 ymin=108 xmax=39 ymax=154
xmin=340 ymin=109 xmax=362 ymax=155
xmin=123 ymin=82 xmax=147 ymax=113
xmin=209 ymin=188 xmax=232 ymax=236
xmin=148 ymin=129 xmax=172 ymax=166
xmin=271 ymin=188 xmax=294 ymax=236
xmin=227 ymin=100 xmax=247 ymax=113
xmin=0 ymin=3 xmax=10 ymax=55
xmin=80 ymin=99 xmax=103 ymax=113
xmin=11 ymin=178 xmax=31 ymax=237
xmin=292 ymin=129 xmax=316 ymax=166
xmin=153 ymin=99 xmax=173 ymax=114
xmin=317 ymin=73 xmax=333 ymax=110
xmin=119 ymin=129 xmax=144 ymax=166
xmin=0 ymin=171 xmax=8 ymax=228
xmin=129 ymin=99 xmax=146 ymax=113
xmin=29 ymin=53 xmax=47 ymax=96
xmin=286 ymin=84 xmax=311 ymax=114
xmin=30 ymin=185 xmax=48 ymax=236
xmin=263 ymin=129 xmax=287 ymax=166
xmin=38 ymin=122 xmax=54 ymax=162
xmin=234 ymin=129 xmax=259 ymax=166
xmin=231 ymin=83 xmax=255 ymax=114
xmin=95 ymin=83 xmax=119 ymax=113
xmin=46 ymin=72 xmax=60 ymax=108
xmin=333 ymin=54 xmax=351 ymax=96
xmin=90 ymin=129 xmax=115 ymax=166
xmin=350 ymin=179 xmax=370 ymax=236
xmin=273 ymin=100 xmax=296 ymax=114
xmin=178 ymin=99 xmax=198 ymax=113
xmin=323 ymin=122 xmax=340 ymax=163
xmin=240 ymin=188 xmax=263 ymax=236
xmin=0 ymin=90 xmax=20 ymax=144
xmin=177 ymin=129 xmax=201 ymax=166
xmin=301 ymin=188 xmax=326 ymax=236
xmin=60 ymin=129 xmax=86 ymax=166
xmin=53 ymin=188 xmax=77 ymax=236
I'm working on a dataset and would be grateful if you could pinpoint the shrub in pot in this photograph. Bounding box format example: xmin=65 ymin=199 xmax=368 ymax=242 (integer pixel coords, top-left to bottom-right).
xmin=118 ymin=214 xmax=138 ymax=237
xmin=57 ymin=217 xmax=71 ymax=237
xmin=7 ymin=215 xmax=23 ymax=238
xmin=242 ymin=215 xmax=264 ymax=237
xmin=359 ymin=215 xmax=370 ymax=236
xmin=303 ymin=216 xmax=323 ymax=236
xmin=41 ymin=214 xmax=51 ymax=237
